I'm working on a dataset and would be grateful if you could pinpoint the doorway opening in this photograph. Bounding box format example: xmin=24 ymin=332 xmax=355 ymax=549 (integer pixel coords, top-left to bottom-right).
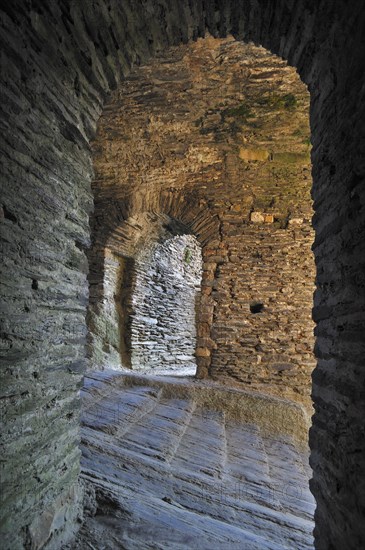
xmin=129 ymin=233 xmax=202 ymax=375
xmin=87 ymin=213 xmax=204 ymax=376
xmin=82 ymin=35 xmax=316 ymax=548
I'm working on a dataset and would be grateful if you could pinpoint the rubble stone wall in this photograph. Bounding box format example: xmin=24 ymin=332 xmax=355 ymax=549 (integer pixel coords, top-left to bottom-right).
xmin=90 ymin=38 xmax=315 ymax=406
xmin=130 ymin=234 xmax=202 ymax=372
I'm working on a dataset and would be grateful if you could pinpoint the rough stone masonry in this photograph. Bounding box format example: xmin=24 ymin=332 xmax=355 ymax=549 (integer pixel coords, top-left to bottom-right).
xmin=1 ymin=1 xmax=365 ymax=549
xmin=89 ymin=37 xmax=315 ymax=407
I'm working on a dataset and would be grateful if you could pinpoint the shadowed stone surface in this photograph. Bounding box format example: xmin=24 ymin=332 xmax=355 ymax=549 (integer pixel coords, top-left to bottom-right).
xmin=69 ymin=371 xmax=314 ymax=549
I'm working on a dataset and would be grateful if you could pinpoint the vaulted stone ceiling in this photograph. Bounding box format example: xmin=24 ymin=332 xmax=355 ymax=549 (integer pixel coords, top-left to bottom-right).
xmin=92 ymin=36 xmax=311 ymax=225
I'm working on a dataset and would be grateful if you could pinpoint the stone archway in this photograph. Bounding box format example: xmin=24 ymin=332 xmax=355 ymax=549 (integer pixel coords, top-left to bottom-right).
xmin=87 ymin=211 xmax=206 ymax=375
xmin=90 ymin=37 xmax=315 ymax=407
xmin=1 ymin=2 xmax=364 ymax=548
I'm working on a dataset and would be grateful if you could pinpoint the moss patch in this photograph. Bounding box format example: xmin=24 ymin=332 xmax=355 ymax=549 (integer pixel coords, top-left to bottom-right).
xmin=273 ymin=151 xmax=310 ymax=164
xmin=259 ymin=93 xmax=298 ymax=110
xmin=221 ymin=103 xmax=253 ymax=122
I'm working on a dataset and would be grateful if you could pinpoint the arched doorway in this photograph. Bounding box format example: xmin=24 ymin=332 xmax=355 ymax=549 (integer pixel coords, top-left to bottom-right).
xmin=87 ymin=212 xmax=204 ymax=376
xmin=89 ymin=37 xmax=315 ymax=408
xmin=79 ymin=36 xmax=316 ymax=546
xmin=1 ymin=2 xmax=364 ymax=548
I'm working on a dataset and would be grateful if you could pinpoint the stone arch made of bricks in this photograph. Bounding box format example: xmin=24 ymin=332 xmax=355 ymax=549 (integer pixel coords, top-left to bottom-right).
xmin=1 ymin=2 xmax=365 ymax=548
xmin=87 ymin=191 xmax=222 ymax=376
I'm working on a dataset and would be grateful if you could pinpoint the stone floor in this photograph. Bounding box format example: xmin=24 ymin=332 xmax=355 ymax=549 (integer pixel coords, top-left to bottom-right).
xmin=69 ymin=371 xmax=315 ymax=549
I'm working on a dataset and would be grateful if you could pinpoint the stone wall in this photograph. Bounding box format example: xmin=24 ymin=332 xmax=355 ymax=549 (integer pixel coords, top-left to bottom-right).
xmin=87 ymin=212 xmax=166 ymax=371
xmin=1 ymin=1 xmax=364 ymax=548
xmin=130 ymin=234 xmax=202 ymax=372
xmin=90 ymin=38 xmax=315 ymax=406
xmin=87 ymin=251 xmax=124 ymax=370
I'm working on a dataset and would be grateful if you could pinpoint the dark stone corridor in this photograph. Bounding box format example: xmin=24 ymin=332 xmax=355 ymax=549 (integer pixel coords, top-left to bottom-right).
xmin=1 ymin=1 xmax=365 ymax=549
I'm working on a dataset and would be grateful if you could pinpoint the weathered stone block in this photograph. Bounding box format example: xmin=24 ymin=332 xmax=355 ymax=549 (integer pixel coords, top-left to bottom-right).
xmin=195 ymin=347 xmax=211 ymax=357
xmin=250 ymin=212 xmax=265 ymax=223
xmin=239 ymin=148 xmax=271 ymax=162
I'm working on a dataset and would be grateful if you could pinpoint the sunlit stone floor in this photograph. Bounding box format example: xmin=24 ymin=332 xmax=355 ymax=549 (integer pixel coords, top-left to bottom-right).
xmin=69 ymin=371 xmax=315 ymax=549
